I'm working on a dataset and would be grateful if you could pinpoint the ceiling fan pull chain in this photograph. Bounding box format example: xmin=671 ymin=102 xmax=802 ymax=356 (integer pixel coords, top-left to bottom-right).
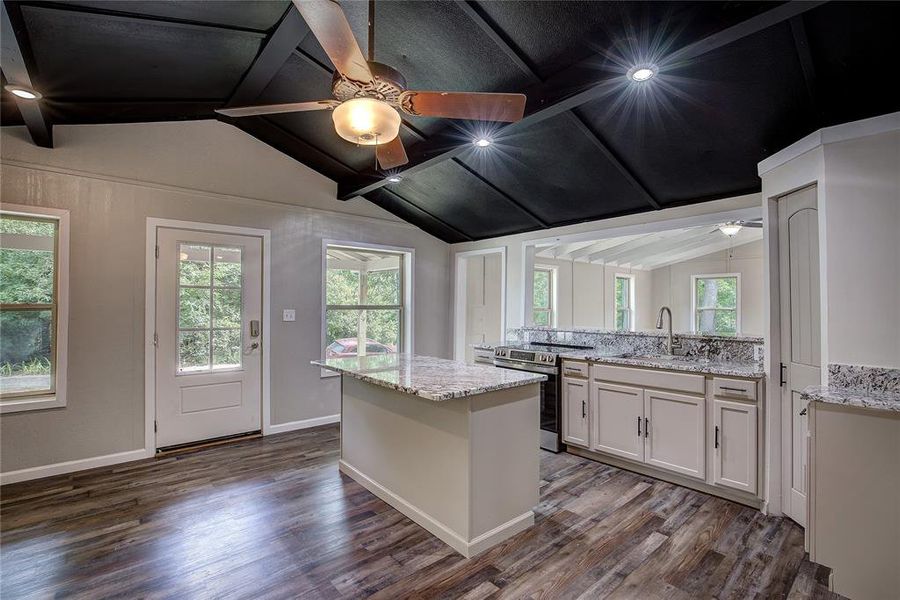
xmin=368 ymin=0 xmax=375 ymax=62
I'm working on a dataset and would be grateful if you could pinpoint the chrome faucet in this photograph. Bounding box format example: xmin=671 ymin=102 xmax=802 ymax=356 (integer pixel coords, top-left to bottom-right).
xmin=656 ymin=306 xmax=680 ymax=355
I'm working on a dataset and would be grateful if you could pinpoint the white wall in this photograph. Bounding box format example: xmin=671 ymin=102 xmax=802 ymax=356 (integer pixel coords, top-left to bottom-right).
xmin=450 ymin=194 xmax=762 ymax=337
xmin=651 ymin=240 xmax=764 ymax=336
xmin=0 ymin=121 xmax=451 ymax=474
xmin=463 ymin=253 xmax=502 ymax=360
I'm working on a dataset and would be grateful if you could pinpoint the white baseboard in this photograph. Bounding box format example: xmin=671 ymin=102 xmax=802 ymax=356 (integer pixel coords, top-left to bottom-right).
xmin=266 ymin=413 xmax=340 ymax=435
xmin=339 ymin=459 xmax=533 ymax=558
xmin=0 ymin=448 xmax=152 ymax=486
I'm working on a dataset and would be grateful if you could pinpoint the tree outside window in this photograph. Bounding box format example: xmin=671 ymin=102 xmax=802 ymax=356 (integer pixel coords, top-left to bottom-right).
xmin=693 ymin=275 xmax=740 ymax=335
xmin=532 ymin=266 xmax=554 ymax=326
xmin=615 ymin=275 xmax=634 ymax=331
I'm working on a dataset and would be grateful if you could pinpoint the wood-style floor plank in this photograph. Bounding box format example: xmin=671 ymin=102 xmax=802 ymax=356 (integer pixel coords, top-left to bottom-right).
xmin=0 ymin=425 xmax=842 ymax=599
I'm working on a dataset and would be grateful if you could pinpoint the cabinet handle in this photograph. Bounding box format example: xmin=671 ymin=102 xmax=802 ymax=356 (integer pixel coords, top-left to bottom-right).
xmin=637 ymin=416 xmax=641 ymax=437
xmin=582 ymin=400 xmax=586 ymax=419
xmin=799 ymin=407 xmax=807 ymax=416
xmin=721 ymin=386 xmax=747 ymax=393
xmin=715 ymin=425 xmax=720 ymax=449
xmin=644 ymin=417 xmax=649 ymax=438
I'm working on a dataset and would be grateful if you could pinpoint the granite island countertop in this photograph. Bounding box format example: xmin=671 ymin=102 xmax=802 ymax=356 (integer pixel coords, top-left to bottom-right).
xmin=801 ymin=385 xmax=900 ymax=413
xmin=311 ymin=353 xmax=546 ymax=401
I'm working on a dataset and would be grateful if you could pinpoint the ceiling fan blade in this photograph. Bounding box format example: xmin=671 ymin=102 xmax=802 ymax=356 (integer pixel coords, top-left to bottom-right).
xmin=376 ymin=136 xmax=409 ymax=169
xmin=216 ymin=100 xmax=338 ymax=118
xmin=399 ymin=91 xmax=526 ymax=122
xmin=292 ymin=0 xmax=373 ymax=84
xmin=741 ymin=221 xmax=764 ymax=228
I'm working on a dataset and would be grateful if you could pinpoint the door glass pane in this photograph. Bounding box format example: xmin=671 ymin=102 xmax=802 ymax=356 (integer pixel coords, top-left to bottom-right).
xmin=213 ymin=329 xmax=241 ymax=369
xmin=179 ymin=330 xmax=210 ymax=371
xmin=179 ymin=288 xmax=211 ymax=328
xmin=213 ymin=246 xmax=241 ymax=287
xmin=213 ymin=289 xmax=241 ymax=328
xmin=0 ymin=309 xmax=53 ymax=395
xmin=179 ymin=244 xmax=211 ymax=286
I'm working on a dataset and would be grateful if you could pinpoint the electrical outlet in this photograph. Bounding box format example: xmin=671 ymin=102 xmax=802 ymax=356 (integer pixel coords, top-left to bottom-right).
xmin=282 ymin=309 xmax=296 ymax=322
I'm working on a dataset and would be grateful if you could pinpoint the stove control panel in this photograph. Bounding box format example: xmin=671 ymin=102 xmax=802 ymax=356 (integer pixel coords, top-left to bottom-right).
xmin=494 ymin=347 xmax=557 ymax=364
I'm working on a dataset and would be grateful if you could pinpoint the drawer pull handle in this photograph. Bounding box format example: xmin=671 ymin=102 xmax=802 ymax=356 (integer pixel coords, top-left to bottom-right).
xmin=582 ymin=400 xmax=586 ymax=419
xmin=637 ymin=416 xmax=641 ymax=437
xmin=721 ymin=386 xmax=747 ymax=393
xmin=715 ymin=425 xmax=720 ymax=449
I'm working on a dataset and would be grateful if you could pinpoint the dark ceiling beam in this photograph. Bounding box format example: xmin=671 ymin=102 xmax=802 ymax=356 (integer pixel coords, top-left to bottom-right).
xmin=380 ymin=187 xmax=473 ymax=242
xmin=225 ymin=8 xmax=310 ymax=107
xmin=338 ymin=0 xmax=829 ymax=201
xmin=14 ymin=0 xmax=269 ymax=36
xmin=1 ymin=0 xmax=51 ymax=147
xmin=789 ymin=15 xmax=819 ymax=121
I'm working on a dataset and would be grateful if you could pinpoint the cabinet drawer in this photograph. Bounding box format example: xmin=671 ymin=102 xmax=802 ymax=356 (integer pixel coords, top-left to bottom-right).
xmin=562 ymin=361 xmax=589 ymax=379
xmin=591 ymin=364 xmax=705 ymax=395
xmin=712 ymin=377 xmax=757 ymax=402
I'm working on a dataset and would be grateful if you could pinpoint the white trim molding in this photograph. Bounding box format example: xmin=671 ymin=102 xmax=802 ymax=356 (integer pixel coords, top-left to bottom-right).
xmin=690 ymin=272 xmax=743 ymax=335
xmin=0 ymin=449 xmax=150 ymax=486
xmin=0 ymin=203 xmax=70 ymax=414
xmin=267 ymin=414 xmax=341 ymax=435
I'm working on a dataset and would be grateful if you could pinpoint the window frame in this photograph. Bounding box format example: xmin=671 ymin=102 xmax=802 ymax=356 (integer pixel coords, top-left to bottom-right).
xmin=0 ymin=204 xmax=70 ymax=414
xmin=321 ymin=240 xmax=414 ymax=377
xmin=532 ymin=265 xmax=556 ymax=327
xmin=691 ymin=273 xmax=742 ymax=335
xmin=614 ymin=274 xmax=636 ymax=332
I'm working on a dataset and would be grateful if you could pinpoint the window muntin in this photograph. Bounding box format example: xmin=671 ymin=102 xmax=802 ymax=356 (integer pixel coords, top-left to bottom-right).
xmin=694 ymin=275 xmax=739 ymax=335
xmin=325 ymin=246 xmax=404 ymax=359
xmin=177 ymin=243 xmax=243 ymax=372
xmin=532 ymin=266 xmax=554 ymax=327
xmin=615 ymin=275 xmax=634 ymax=332
xmin=0 ymin=214 xmax=58 ymax=398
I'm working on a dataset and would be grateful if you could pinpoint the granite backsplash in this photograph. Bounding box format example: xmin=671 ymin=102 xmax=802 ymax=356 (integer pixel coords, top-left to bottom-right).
xmin=507 ymin=327 xmax=765 ymax=365
xmin=827 ymin=363 xmax=900 ymax=395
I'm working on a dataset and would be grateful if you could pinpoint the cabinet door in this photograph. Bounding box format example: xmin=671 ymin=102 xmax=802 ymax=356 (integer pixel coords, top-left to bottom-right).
xmin=591 ymin=382 xmax=644 ymax=461
xmin=562 ymin=377 xmax=589 ymax=448
xmin=713 ymin=399 xmax=757 ymax=493
xmin=643 ymin=389 xmax=705 ymax=479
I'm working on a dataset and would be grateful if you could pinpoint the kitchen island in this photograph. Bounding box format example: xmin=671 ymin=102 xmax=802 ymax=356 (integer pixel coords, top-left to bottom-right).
xmin=311 ymin=354 xmax=545 ymax=558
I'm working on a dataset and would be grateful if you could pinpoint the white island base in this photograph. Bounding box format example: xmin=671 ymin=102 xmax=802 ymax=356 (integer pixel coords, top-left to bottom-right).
xmin=339 ymin=375 xmax=540 ymax=558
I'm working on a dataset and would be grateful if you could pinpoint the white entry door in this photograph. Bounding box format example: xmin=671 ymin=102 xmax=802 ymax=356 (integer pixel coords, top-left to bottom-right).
xmin=778 ymin=185 xmax=821 ymax=527
xmin=155 ymin=227 xmax=263 ymax=449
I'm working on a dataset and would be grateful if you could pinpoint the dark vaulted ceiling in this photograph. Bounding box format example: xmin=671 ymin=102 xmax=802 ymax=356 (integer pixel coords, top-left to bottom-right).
xmin=2 ymin=1 xmax=898 ymax=242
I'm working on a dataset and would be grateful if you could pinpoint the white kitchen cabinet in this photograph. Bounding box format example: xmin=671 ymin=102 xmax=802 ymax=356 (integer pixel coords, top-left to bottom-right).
xmin=712 ymin=399 xmax=757 ymax=493
xmin=561 ymin=377 xmax=589 ymax=448
xmin=591 ymin=381 xmax=644 ymax=461
xmin=643 ymin=389 xmax=705 ymax=479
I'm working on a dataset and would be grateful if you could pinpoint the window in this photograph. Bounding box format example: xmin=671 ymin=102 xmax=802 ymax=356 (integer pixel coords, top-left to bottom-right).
xmin=532 ymin=266 xmax=555 ymax=326
xmin=615 ymin=275 xmax=635 ymax=331
xmin=323 ymin=244 xmax=409 ymax=362
xmin=693 ymin=274 xmax=740 ymax=335
xmin=1 ymin=205 xmax=69 ymax=413
xmin=177 ymin=244 xmax=243 ymax=372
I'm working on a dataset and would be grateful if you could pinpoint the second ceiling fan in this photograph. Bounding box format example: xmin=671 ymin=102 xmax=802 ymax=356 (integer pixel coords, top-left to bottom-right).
xmin=217 ymin=0 xmax=528 ymax=169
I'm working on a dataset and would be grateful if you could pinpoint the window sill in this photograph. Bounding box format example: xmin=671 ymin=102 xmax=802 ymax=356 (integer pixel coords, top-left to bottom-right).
xmin=0 ymin=394 xmax=66 ymax=414
xmin=320 ymin=369 xmax=340 ymax=379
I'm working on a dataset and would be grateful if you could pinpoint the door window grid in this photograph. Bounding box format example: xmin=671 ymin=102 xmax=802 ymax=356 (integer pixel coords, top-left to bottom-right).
xmin=177 ymin=244 xmax=243 ymax=373
xmin=0 ymin=214 xmax=58 ymax=398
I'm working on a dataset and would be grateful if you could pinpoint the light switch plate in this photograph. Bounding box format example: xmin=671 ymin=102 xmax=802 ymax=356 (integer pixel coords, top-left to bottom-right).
xmin=282 ymin=309 xmax=296 ymax=322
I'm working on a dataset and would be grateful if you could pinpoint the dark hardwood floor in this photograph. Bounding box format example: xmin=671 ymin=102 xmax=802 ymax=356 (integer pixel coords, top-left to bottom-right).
xmin=1 ymin=425 xmax=841 ymax=599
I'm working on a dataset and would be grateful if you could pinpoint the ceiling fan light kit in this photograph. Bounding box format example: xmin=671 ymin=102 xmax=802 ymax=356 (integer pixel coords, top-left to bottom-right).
xmin=216 ymin=0 xmax=527 ymax=171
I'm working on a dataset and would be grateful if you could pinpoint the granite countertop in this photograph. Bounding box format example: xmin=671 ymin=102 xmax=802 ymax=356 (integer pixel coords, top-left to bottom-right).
xmin=801 ymin=385 xmax=900 ymax=413
xmin=558 ymin=351 xmax=765 ymax=378
xmin=311 ymin=354 xmax=546 ymax=401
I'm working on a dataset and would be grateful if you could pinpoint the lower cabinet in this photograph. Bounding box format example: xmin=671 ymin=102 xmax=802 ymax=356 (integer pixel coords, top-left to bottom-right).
xmin=591 ymin=382 xmax=645 ymax=462
xmin=712 ymin=399 xmax=757 ymax=493
xmin=644 ymin=389 xmax=705 ymax=479
xmin=561 ymin=377 xmax=589 ymax=448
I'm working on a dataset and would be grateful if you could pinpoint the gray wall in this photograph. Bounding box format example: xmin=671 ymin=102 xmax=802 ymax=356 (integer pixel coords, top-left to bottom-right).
xmin=0 ymin=122 xmax=452 ymax=473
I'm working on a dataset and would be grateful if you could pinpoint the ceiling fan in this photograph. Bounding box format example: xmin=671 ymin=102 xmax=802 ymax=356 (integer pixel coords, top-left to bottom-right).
xmin=216 ymin=0 xmax=527 ymax=170
xmin=717 ymin=219 xmax=763 ymax=237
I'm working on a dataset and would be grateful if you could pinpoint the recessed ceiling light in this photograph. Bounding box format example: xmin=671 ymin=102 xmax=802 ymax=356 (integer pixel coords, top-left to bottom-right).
xmin=4 ymin=85 xmax=41 ymax=100
xmin=627 ymin=65 xmax=657 ymax=83
xmin=387 ymin=175 xmax=403 ymax=183
xmin=473 ymin=137 xmax=492 ymax=148
xmin=718 ymin=222 xmax=743 ymax=237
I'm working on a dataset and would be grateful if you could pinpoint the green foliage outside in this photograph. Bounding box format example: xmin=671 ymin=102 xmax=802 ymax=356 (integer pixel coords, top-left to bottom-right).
xmin=326 ymin=268 xmax=401 ymax=351
xmin=0 ymin=216 xmax=55 ymax=384
xmin=695 ymin=277 xmax=738 ymax=334
xmin=615 ymin=277 xmax=631 ymax=331
xmin=532 ymin=269 xmax=551 ymax=326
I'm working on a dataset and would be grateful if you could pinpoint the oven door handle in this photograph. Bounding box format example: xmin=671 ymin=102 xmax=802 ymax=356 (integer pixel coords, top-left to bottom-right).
xmin=492 ymin=359 xmax=558 ymax=376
